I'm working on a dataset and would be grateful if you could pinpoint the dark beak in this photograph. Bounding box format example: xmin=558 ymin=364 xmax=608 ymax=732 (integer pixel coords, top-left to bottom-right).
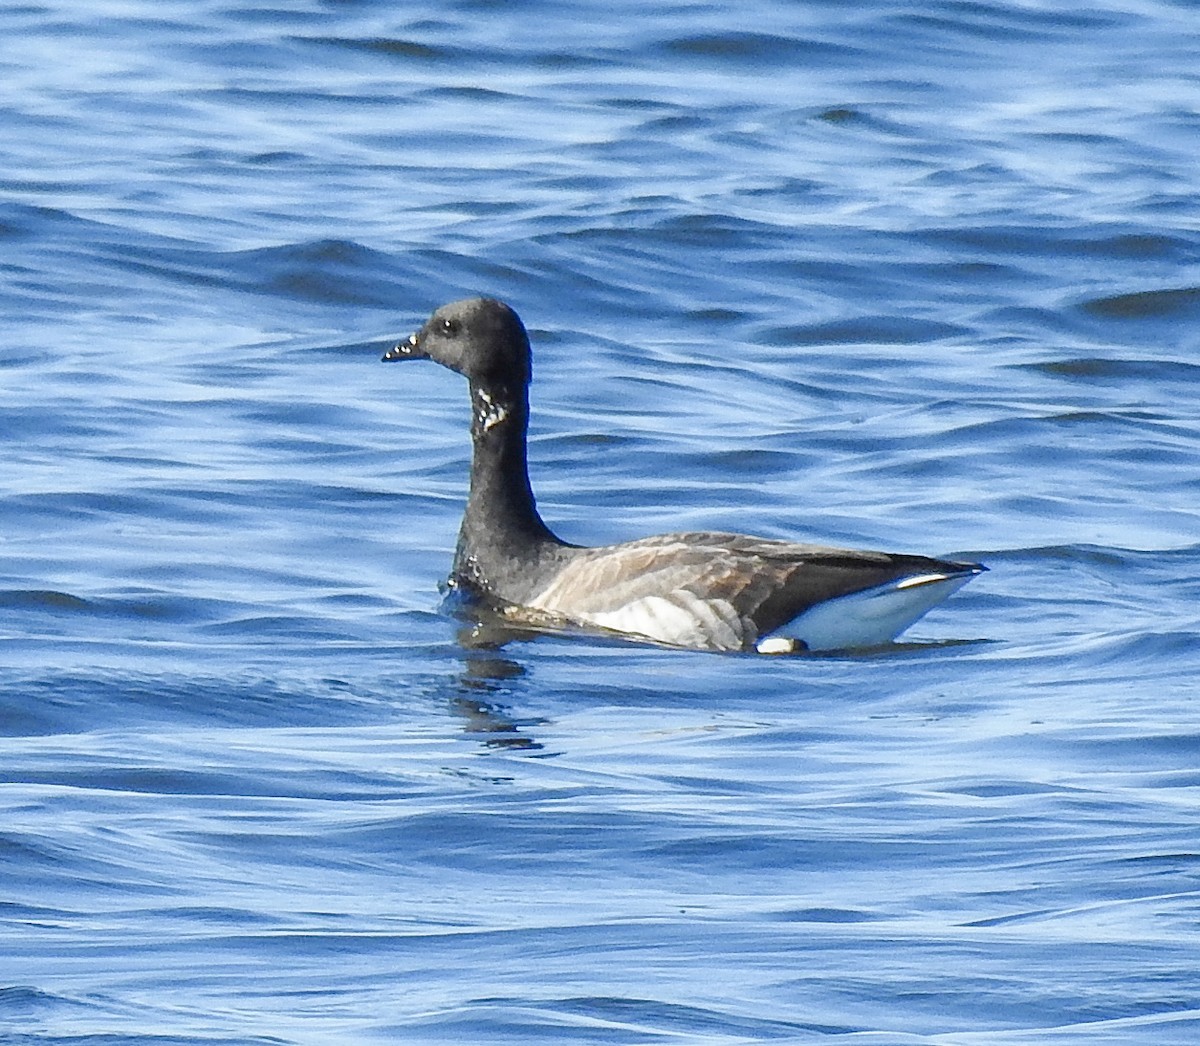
xmin=382 ymin=331 xmax=426 ymax=362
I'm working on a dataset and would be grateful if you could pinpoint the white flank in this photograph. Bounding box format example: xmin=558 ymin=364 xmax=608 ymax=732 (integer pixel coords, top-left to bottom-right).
xmin=763 ymin=572 xmax=976 ymax=652
xmin=895 ymin=572 xmax=953 ymax=590
xmin=583 ymin=592 xmax=743 ymax=650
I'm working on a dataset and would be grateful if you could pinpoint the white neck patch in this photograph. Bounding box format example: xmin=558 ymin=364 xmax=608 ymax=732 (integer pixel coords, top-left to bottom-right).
xmin=475 ymin=389 xmax=508 ymax=432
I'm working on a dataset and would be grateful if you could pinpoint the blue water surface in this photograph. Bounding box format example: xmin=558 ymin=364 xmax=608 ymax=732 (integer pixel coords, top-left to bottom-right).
xmin=3 ymin=1 xmax=1200 ymax=1043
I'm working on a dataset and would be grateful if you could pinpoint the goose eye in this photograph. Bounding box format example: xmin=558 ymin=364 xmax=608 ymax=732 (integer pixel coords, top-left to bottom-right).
xmin=440 ymin=318 xmax=458 ymax=335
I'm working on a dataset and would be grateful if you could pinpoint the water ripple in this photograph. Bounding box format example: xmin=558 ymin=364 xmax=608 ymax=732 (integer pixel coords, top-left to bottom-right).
xmin=4 ymin=0 xmax=1200 ymax=1042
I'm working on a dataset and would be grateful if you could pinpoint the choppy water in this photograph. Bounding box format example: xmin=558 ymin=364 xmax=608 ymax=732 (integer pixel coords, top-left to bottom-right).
xmin=4 ymin=1 xmax=1200 ymax=1043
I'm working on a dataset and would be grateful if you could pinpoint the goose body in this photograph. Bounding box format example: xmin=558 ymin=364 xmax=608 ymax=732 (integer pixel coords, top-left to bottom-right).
xmin=383 ymin=297 xmax=984 ymax=654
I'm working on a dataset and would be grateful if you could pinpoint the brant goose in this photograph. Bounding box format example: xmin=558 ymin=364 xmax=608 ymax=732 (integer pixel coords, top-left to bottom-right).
xmin=383 ymin=297 xmax=984 ymax=654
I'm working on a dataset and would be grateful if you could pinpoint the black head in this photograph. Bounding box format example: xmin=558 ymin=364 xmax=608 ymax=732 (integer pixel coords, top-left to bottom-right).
xmin=383 ymin=297 xmax=531 ymax=388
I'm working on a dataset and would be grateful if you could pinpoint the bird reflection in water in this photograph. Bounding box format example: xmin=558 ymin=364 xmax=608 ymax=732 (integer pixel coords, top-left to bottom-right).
xmin=449 ymin=624 xmax=544 ymax=751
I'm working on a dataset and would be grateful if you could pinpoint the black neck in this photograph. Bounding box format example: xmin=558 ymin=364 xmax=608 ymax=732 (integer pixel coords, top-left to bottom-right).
xmin=453 ymin=380 xmax=560 ymax=585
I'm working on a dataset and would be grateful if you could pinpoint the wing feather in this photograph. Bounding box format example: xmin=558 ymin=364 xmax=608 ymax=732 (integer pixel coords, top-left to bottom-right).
xmin=521 ymin=530 xmax=954 ymax=651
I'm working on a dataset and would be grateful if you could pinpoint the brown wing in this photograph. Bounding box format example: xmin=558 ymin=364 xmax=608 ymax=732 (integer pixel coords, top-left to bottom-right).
xmin=523 ymin=531 xmax=938 ymax=651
